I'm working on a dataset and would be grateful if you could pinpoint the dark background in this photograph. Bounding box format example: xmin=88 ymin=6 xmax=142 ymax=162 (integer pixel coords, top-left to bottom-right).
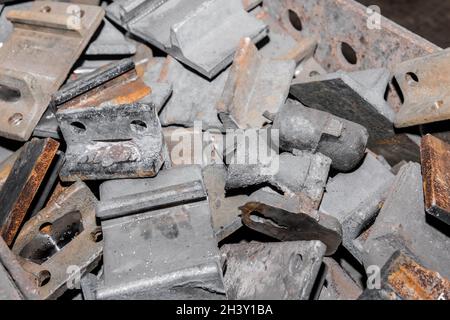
xmin=357 ymin=0 xmax=450 ymax=48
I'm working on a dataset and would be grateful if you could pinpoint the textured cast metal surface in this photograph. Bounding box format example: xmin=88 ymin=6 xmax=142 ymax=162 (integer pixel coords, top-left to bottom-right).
xmin=97 ymin=166 xmax=226 ymax=300
xmin=394 ymin=49 xmax=450 ymax=128
xmin=361 ymin=163 xmax=450 ymax=279
xmin=320 ymin=153 xmax=394 ymax=262
xmin=272 ymin=101 xmax=369 ymax=172
xmin=221 ymin=241 xmax=326 ymax=300
xmin=0 ymin=1 xmax=104 ymax=141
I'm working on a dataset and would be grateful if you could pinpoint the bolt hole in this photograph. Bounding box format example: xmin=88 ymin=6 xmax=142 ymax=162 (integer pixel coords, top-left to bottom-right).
xmin=341 ymin=42 xmax=358 ymax=65
xmin=70 ymin=121 xmax=86 ymax=134
xmin=8 ymin=113 xmax=23 ymax=126
xmin=91 ymin=227 xmax=103 ymax=243
xmin=79 ymin=10 xmax=85 ymax=18
xmin=130 ymin=120 xmax=147 ymax=133
xmin=40 ymin=6 xmax=51 ymax=13
xmin=37 ymin=270 xmax=51 ymax=287
xmin=288 ymin=9 xmax=303 ymax=31
xmin=405 ymin=72 xmax=419 ymax=85
xmin=309 ymin=70 xmax=320 ymax=77
xmin=39 ymin=222 xmax=53 ymax=235
xmin=0 ymin=84 xmax=21 ymax=102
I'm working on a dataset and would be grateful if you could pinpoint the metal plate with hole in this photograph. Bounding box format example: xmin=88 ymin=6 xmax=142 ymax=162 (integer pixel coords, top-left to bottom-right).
xmin=12 ymin=181 xmax=103 ymax=300
xmin=221 ymin=241 xmax=326 ymax=300
xmin=55 ymin=59 xmax=169 ymax=181
xmin=394 ymin=48 xmax=450 ymax=128
xmin=0 ymin=1 xmax=104 ymax=141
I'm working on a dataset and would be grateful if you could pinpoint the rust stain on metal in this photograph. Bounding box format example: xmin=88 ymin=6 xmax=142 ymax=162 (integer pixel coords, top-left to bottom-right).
xmin=0 ymin=138 xmax=59 ymax=246
xmin=421 ymin=134 xmax=450 ymax=225
xmin=387 ymin=258 xmax=450 ymax=300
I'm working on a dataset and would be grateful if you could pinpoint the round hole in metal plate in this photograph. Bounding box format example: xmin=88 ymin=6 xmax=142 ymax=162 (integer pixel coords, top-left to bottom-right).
xmin=405 ymin=72 xmax=419 ymax=85
xmin=0 ymin=84 xmax=21 ymax=102
xmin=37 ymin=270 xmax=51 ymax=287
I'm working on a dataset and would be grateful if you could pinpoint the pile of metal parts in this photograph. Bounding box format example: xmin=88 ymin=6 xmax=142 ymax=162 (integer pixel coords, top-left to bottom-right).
xmin=1 ymin=0 xmax=449 ymax=301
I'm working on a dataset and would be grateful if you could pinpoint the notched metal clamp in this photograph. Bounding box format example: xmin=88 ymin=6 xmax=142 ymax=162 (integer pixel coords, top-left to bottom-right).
xmin=0 ymin=1 xmax=104 ymax=141
xmin=56 ymin=59 xmax=169 ymax=181
xmin=394 ymin=48 xmax=450 ymax=128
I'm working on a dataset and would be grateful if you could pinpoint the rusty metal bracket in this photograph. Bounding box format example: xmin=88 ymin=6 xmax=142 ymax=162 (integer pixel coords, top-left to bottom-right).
xmin=221 ymin=241 xmax=326 ymax=300
xmin=394 ymin=49 xmax=450 ymax=128
xmin=217 ymin=37 xmax=295 ymax=129
xmin=240 ymin=189 xmax=342 ymax=255
xmin=272 ymin=101 xmax=369 ymax=172
xmin=420 ymin=134 xmax=450 ymax=226
xmin=107 ymin=0 xmax=268 ymax=79
xmin=0 ymin=138 xmax=60 ymax=246
xmin=359 ymin=251 xmax=450 ymax=300
xmin=361 ymin=163 xmax=450 ymax=280
xmin=290 ymin=68 xmax=395 ymax=145
xmin=319 ymin=153 xmax=395 ymax=263
xmin=55 ymin=59 xmax=169 ymax=181
xmin=0 ymin=1 xmax=104 ymax=141
xmin=11 ymin=181 xmax=103 ymax=300
xmin=96 ymin=166 xmax=226 ymax=299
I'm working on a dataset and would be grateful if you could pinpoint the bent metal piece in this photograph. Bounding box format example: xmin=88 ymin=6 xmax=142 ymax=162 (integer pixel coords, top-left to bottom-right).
xmin=420 ymin=134 xmax=450 ymax=226
xmin=56 ymin=59 xmax=169 ymax=181
xmin=359 ymin=251 xmax=450 ymax=300
xmin=0 ymin=1 xmax=104 ymax=141
xmin=221 ymin=241 xmax=326 ymax=300
xmin=217 ymin=37 xmax=295 ymax=129
xmin=96 ymin=166 xmax=226 ymax=300
xmin=107 ymin=0 xmax=268 ymax=79
xmin=272 ymin=101 xmax=368 ymax=172
xmin=239 ymin=189 xmax=342 ymax=255
xmin=12 ymin=181 xmax=103 ymax=300
xmin=394 ymin=49 xmax=450 ymax=128
xmin=0 ymin=138 xmax=59 ymax=246
xmin=290 ymin=68 xmax=395 ymax=145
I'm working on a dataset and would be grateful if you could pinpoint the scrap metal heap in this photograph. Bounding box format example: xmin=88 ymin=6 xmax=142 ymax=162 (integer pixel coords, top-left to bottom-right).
xmin=0 ymin=0 xmax=449 ymax=300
